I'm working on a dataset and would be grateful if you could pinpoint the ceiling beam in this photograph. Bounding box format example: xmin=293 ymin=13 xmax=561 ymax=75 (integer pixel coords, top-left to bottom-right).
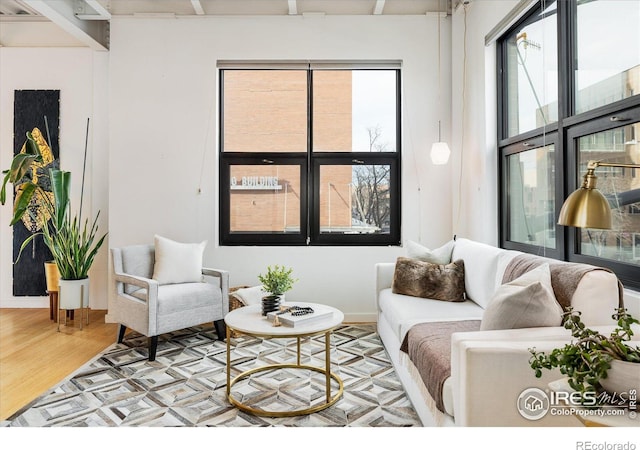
xmin=288 ymin=0 xmax=297 ymax=15
xmin=77 ymin=0 xmax=111 ymax=20
xmin=23 ymin=0 xmax=108 ymax=50
xmin=190 ymin=0 xmax=205 ymax=15
xmin=373 ymin=0 xmax=385 ymax=15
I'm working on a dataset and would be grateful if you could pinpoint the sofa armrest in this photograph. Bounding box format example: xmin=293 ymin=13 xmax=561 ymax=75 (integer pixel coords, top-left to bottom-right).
xmin=450 ymin=328 xmax=572 ymax=427
xmin=451 ymin=327 xmax=572 ymax=427
xmin=375 ymin=263 xmax=395 ymax=301
xmin=449 ymin=325 xmax=638 ymax=426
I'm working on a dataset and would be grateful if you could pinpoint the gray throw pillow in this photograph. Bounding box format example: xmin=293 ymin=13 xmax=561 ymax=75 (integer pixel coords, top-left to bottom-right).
xmin=481 ymin=263 xmax=563 ymax=331
xmin=392 ymin=257 xmax=465 ymax=302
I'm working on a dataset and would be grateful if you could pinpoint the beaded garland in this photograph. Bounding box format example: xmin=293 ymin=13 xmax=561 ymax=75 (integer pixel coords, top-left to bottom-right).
xmin=277 ymin=306 xmax=315 ymax=317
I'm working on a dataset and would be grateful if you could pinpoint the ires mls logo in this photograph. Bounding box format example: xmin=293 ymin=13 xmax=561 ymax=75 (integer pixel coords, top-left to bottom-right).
xmin=517 ymin=387 xmax=550 ymax=420
xmin=517 ymin=387 xmax=636 ymax=421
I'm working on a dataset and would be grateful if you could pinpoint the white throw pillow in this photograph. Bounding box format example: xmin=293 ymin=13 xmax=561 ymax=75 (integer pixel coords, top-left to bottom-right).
xmin=233 ymin=285 xmax=264 ymax=306
xmin=152 ymin=235 xmax=207 ymax=285
xmin=480 ymin=263 xmax=563 ymax=331
xmin=406 ymin=240 xmax=454 ymax=265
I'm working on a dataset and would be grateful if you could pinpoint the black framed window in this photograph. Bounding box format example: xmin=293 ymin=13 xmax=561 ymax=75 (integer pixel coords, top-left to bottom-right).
xmin=219 ymin=64 xmax=401 ymax=246
xmin=498 ymin=0 xmax=640 ymax=289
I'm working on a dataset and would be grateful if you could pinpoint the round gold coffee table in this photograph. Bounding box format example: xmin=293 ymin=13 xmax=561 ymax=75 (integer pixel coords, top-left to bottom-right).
xmin=224 ymin=302 xmax=344 ymax=417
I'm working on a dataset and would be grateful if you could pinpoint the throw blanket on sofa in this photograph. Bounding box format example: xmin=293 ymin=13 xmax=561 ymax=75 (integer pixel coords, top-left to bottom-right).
xmin=502 ymin=254 xmax=624 ymax=310
xmin=400 ymin=320 xmax=481 ymax=414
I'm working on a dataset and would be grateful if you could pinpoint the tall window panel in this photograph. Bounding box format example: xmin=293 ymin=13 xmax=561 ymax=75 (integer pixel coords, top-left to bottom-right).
xmin=503 ymin=1 xmax=558 ymax=138
xmin=220 ymin=64 xmax=401 ymax=246
xmin=506 ymin=144 xmax=556 ymax=249
xmin=498 ymin=0 xmax=640 ymax=289
xmin=574 ymin=122 xmax=640 ymax=268
xmin=222 ymin=70 xmax=307 ymax=153
xmin=575 ymin=1 xmax=640 ymax=115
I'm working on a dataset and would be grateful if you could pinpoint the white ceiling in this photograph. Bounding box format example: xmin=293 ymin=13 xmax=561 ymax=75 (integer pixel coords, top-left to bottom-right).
xmin=1 ymin=0 xmax=452 ymax=18
xmin=0 ymin=0 xmax=454 ymax=49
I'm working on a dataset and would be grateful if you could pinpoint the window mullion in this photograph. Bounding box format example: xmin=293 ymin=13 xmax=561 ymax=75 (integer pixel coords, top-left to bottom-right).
xmin=307 ymin=68 xmax=314 ymax=245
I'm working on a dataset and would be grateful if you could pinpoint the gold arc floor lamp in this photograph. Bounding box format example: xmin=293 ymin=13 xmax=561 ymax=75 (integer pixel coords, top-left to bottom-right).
xmin=558 ymin=159 xmax=640 ymax=229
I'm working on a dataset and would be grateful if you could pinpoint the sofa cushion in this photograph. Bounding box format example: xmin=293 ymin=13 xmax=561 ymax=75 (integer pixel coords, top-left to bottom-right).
xmin=481 ymin=263 xmax=563 ymax=331
xmin=392 ymin=257 xmax=465 ymax=302
xmin=406 ymin=240 xmax=454 ymax=264
xmin=451 ymin=238 xmax=509 ymax=308
xmin=378 ymin=288 xmax=484 ymax=341
xmin=152 ymin=235 xmax=207 ymax=285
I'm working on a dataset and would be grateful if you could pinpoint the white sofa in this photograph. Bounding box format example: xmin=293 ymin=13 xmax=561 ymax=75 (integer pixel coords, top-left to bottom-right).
xmin=375 ymin=238 xmax=627 ymax=426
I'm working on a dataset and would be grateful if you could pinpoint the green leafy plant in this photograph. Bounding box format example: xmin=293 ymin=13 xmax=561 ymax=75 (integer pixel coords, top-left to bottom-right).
xmin=529 ymin=307 xmax=640 ymax=397
xmin=1 ymin=129 xmax=107 ymax=280
xmin=258 ymin=265 xmax=298 ymax=295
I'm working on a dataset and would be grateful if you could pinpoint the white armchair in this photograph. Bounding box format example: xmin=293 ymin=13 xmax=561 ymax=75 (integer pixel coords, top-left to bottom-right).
xmin=109 ymin=244 xmax=229 ymax=361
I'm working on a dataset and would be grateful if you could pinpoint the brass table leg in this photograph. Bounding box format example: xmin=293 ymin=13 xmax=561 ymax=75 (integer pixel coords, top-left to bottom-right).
xmin=325 ymin=331 xmax=331 ymax=403
xmin=226 ymin=326 xmax=344 ymax=418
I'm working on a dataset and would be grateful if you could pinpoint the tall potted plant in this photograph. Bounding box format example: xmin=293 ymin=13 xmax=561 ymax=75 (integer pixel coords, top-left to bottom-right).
xmin=2 ymin=127 xmax=107 ymax=327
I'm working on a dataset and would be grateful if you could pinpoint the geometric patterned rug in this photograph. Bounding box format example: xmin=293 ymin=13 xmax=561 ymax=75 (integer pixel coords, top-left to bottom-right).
xmin=1 ymin=324 xmax=421 ymax=427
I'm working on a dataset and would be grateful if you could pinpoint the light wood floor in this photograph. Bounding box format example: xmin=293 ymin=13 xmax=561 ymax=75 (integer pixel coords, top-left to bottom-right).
xmin=0 ymin=308 xmax=118 ymax=421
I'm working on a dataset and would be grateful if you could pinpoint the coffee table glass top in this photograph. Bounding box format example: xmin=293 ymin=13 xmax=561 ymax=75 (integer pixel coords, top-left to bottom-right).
xmin=224 ymin=302 xmax=344 ymax=336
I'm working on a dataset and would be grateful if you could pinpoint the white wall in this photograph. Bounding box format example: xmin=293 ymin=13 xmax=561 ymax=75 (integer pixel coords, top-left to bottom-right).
xmin=107 ymin=15 xmax=453 ymax=321
xmin=450 ymin=0 xmax=518 ymax=244
xmin=0 ymin=48 xmax=109 ymax=309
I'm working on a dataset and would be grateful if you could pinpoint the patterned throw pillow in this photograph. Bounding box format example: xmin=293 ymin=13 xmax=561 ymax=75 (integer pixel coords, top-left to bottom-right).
xmin=392 ymin=257 xmax=465 ymax=302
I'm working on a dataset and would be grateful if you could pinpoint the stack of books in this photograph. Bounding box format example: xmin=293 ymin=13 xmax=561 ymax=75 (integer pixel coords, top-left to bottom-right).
xmin=267 ymin=305 xmax=333 ymax=327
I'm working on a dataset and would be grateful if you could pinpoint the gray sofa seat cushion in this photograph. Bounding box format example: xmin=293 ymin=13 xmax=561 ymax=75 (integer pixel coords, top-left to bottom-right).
xmin=132 ymin=282 xmax=222 ymax=316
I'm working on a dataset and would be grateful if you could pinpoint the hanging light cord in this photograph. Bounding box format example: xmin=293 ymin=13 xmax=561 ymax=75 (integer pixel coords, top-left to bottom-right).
xmin=455 ymin=3 xmax=468 ymax=234
xmin=436 ymin=0 xmax=442 ymax=141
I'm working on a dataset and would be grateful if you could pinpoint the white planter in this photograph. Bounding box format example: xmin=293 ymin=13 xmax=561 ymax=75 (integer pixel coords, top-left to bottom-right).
xmin=57 ymin=278 xmax=90 ymax=331
xmin=58 ymin=278 xmax=90 ymax=310
xmin=599 ymin=360 xmax=640 ymax=395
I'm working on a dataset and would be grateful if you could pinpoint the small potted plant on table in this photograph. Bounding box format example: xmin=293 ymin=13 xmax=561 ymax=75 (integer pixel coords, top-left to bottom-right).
xmin=258 ymin=265 xmax=298 ymax=316
xmin=529 ymin=307 xmax=640 ymax=406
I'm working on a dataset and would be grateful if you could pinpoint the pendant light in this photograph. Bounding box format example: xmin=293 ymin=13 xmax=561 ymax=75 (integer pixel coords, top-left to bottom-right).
xmin=430 ymin=0 xmax=451 ymax=165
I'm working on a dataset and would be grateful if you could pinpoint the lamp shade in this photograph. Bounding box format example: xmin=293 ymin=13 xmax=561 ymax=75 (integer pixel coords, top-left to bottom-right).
xmin=430 ymin=141 xmax=451 ymax=165
xmin=557 ymin=186 xmax=612 ymax=229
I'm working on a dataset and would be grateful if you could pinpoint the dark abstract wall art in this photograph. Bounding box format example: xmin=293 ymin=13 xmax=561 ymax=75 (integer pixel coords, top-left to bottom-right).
xmin=12 ymin=90 xmax=60 ymax=296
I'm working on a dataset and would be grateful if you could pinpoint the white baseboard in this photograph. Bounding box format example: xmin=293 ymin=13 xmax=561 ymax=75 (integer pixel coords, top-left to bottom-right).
xmin=1 ymin=296 xmax=48 ymax=308
xmin=343 ymin=312 xmax=377 ymax=323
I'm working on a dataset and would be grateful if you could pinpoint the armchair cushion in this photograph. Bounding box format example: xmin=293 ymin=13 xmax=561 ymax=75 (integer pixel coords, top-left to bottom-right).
xmin=152 ymin=235 xmax=207 ymax=285
xmin=131 ymin=282 xmax=223 ymax=316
